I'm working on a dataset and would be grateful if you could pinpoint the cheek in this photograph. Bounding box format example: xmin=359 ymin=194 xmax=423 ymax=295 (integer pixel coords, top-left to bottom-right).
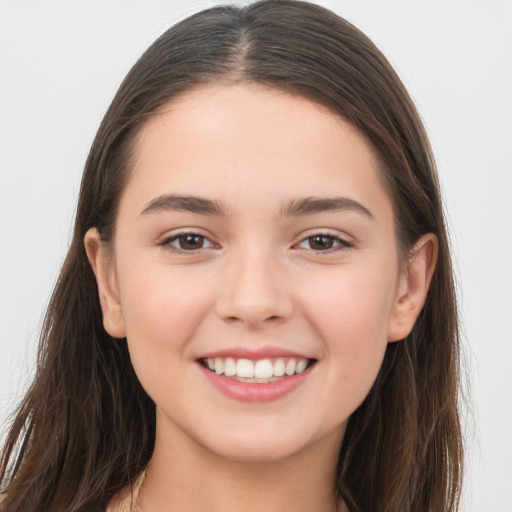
xmin=302 ymin=261 xmax=397 ymax=342
xmin=300 ymin=263 xmax=397 ymax=401
xmin=116 ymin=260 xmax=215 ymax=383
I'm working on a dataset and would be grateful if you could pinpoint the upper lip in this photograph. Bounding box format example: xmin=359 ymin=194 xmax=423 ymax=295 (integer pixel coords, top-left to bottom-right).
xmin=198 ymin=345 xmax=315 ymax=361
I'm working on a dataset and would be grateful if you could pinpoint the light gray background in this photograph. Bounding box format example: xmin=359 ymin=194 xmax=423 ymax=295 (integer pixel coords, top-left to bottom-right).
xmin=1 ymin=1 xmax=511 ymax=510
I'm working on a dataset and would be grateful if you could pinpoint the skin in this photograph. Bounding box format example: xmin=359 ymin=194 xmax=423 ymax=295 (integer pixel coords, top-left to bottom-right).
xmin=85 ymin=83 xmax=437 ymax=512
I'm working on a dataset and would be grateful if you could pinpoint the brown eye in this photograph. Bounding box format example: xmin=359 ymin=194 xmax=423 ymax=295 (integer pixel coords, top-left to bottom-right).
xmin=178 ymin=234 xmax=205 ymax=250
xmin=308 ymin=235 xmax=335 ymax=250
xmin=296 ymin=233 xmax=352 ymax=252
xmin=161 ymin=232 xmax=216 ymax=252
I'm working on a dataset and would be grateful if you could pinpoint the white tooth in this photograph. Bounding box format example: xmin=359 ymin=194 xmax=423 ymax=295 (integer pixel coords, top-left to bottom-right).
xmin=254 ymin=359 xmax=273 ymax=379
xmin=207 ymin=359 xmax=215 ymax=371
xmin=285 ymin=358 xmax=296 ymax=376
xmin=224 ymin=357 xmax=236 ymax=376
xmin=255 ymin=378 xmax=269 ymax=383
xmin=273 ymin=358 xmax=285 ymax=377
xmin=295 ymin=359 xmax=307 ymax=374
xmin=214 ymin=358 xmax=224 ymax=375
xmin=236 ymin=359 xmax=254 ymax=378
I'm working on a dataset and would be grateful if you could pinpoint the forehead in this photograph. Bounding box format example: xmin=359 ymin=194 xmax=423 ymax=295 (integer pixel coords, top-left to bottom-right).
xmin=136 ymin=83 xmax=375 ymax=161
xmin=121 ymin=83 xmax=391 ymax=217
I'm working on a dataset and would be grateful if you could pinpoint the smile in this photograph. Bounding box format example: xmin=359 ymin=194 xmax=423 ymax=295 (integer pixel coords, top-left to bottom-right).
xmin=198 ymin=353 xmax=317 ymax=402
xmin=202 ymin=357 xmax=315 ymax=383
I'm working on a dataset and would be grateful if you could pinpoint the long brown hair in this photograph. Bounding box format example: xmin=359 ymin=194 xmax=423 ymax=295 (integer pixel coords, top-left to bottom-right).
xmin=0 ymin=2 xmax=463 ymax=510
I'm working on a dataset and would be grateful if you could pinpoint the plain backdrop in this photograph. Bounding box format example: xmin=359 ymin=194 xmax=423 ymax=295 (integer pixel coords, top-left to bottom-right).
xmin=0 ymin=1 xmax=511 ymax=510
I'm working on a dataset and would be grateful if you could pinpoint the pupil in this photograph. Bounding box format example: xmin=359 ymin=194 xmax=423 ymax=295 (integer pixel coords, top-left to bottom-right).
xmin=311 ymin=235 xmax=333 ymax=250
xmin=180 ymin=235 xmax=203 ymax=250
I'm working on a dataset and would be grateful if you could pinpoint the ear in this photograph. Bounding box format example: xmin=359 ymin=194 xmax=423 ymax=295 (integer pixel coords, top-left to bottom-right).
xmin=387 ymin=233 xmax=438 ymax=342
xmin=84 ymin=228 xmax=126 ymax=338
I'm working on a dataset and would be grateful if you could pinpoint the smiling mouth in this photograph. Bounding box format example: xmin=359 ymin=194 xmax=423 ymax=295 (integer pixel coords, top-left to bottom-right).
xmin=200 ymin=357 xmax=317 ymax=383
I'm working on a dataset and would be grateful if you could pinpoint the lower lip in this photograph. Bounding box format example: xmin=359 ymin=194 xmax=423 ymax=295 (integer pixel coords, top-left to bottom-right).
xmin=199 ymin=364 xmax=313 ymax=402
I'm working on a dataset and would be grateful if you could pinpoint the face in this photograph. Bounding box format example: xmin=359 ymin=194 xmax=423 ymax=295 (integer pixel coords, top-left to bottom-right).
xmin=88 ymin=83 xmax=428 ymax=463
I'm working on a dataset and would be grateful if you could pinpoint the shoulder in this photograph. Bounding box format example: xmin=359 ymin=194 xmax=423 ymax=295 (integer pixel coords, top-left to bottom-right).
xmin=105 ymin=491 xmax=129 ymax=512
xmin=105 ymin=482 xmax=139 ymax=512
xmin=105 ymin=501 xmax=117 ymax=512
xmin=107 ymin=470 xmax=145 ymax=512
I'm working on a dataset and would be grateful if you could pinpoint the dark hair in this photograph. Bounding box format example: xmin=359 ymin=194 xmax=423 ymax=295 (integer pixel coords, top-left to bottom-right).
xmin=0 ymin=1 xmax=463 ymax=511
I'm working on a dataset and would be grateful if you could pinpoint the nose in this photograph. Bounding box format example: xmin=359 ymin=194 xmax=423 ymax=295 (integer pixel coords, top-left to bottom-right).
xmin=215 ymin=247 xmax=294 ymax=327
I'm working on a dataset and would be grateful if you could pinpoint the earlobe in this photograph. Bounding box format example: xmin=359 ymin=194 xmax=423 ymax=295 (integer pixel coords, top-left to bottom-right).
xmin=387 ymin=233 xmax=438 ymax=342
xmin=84 ymin=228 xmax=126 ymax=338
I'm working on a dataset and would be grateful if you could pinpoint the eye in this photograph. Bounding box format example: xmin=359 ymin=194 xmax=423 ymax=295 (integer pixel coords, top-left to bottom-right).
xmin=160 ymin=233 xmax=216 ymax=252
xmin=296 ymin=234 xmax=352 ymax=252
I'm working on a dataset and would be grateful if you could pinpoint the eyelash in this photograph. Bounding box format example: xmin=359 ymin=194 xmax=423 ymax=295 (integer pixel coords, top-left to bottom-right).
xmin=158 ymin=231 xmax=353 ymax=255
xmin=295 ymin=233 xmax=353 ymax=253
xmin=158 ymin=232 xmax=217 ymax=253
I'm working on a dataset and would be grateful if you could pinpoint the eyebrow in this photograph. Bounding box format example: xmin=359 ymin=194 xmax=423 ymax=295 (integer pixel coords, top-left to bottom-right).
xmin=140 ymin=194 xmax=373 ymax=219
xmin=140 ymin=194 xmax=230 ymax=217
xmin=281 ymin=196 xmax=373 ymax=218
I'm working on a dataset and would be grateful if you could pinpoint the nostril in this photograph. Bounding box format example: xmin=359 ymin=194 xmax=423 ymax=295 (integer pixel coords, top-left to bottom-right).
xmin=223 ymin=314 xmax=283 ymax=324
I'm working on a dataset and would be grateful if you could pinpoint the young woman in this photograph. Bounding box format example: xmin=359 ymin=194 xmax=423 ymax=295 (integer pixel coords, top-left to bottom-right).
xmin=0 ymin=1 xmax=463 ymax=511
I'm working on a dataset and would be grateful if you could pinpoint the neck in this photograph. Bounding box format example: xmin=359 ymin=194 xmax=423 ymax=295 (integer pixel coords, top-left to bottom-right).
xmin=138 ymin=418 xmax=345 ymax=512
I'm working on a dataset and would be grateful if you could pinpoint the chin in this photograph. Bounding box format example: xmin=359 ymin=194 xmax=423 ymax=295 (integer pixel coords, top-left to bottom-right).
xmin=196 ymin=420 xmax=343 ymax=464
xmin=206 ymin=438 xmax=308 ymax=463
